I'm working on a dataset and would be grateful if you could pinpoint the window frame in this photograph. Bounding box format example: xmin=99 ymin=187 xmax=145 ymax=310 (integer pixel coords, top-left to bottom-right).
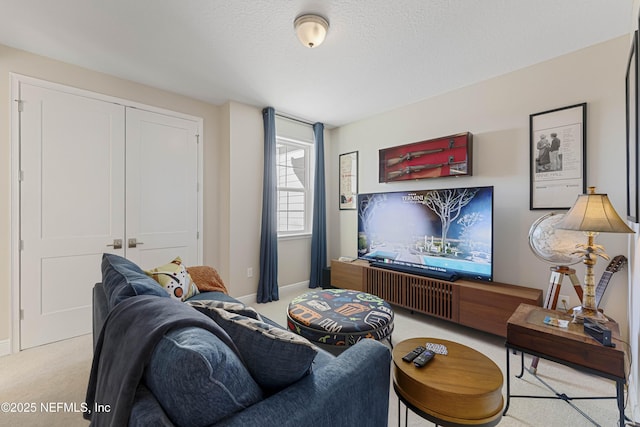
xmin=276 ymin=136 xmax=314 ymax=238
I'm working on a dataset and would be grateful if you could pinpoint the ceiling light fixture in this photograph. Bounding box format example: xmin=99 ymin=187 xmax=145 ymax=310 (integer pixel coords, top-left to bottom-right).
xmin=294 ymin=14 xmax=329 ymax=48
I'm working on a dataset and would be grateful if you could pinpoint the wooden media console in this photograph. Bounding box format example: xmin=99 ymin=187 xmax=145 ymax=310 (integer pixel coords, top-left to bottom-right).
xmin=330 ymin=259 xmax=543 ymax=337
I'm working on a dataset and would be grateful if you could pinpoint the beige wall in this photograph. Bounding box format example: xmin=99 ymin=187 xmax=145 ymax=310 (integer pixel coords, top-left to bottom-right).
xmin=329 ymin=36 xmax=631 ymax=339
xmin=0 ymin=44 xmax=221 ymax=343
xmin=0 ymin=44 xmax=325 ymax=346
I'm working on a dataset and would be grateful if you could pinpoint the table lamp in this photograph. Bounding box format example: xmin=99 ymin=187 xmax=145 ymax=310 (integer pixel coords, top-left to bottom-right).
xmin=554 ymin=187 xmax=634 ymax=321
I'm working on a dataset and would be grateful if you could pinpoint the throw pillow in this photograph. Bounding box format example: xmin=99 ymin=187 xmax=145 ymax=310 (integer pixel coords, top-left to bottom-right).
xmin=186 ymin=265 xmax=229 ymax=294
xmin=187 ymin=299 xmax=318 ymax=392
xmin=145 ymin=326 xmax=264 ymax=426
xmin=145 ymin=257 xmax=200 ymax=301
xmin=101 ymin=253 xmax=169 ymax=310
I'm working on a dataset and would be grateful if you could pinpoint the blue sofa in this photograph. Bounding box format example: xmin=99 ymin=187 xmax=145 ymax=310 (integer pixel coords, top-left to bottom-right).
xmin=89 ymin=254 xmax=391 ymax=427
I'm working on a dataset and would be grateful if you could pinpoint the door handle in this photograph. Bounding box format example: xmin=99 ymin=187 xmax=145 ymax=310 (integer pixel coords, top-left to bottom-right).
xmin=106 ymin=239 xmax=123 ymax=249
xmin=128 ymin=238 xmax=144 ymax=248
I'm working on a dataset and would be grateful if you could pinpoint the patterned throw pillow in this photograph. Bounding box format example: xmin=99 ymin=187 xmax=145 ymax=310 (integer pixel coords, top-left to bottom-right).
xmin=145 ymin=257 xmax=200 ymax=301
xmin=187 ymin=299 xmax=318 ymax=392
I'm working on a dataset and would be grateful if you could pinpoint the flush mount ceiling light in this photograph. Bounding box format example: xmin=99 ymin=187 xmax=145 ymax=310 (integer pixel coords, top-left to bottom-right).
xmin=294 ymin=14 xmax=329 ymax=48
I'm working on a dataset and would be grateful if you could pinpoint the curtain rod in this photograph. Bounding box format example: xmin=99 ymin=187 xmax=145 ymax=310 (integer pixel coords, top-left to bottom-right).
xmin=275 ymin=113 xmax=315 ymax=126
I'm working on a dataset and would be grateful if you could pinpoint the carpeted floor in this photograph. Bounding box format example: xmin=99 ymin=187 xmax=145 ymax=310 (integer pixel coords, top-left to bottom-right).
xmin=0 ymin=284 xmax=632 ymax=426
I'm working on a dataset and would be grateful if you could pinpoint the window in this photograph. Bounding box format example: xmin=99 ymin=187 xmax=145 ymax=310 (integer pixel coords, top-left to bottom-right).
xmin=276 ymin=137 xmax=312 ymax=236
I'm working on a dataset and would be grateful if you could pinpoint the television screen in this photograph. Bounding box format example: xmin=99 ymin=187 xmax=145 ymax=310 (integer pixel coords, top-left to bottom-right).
xmin=357 ymin=186 xmax=494 ymax=282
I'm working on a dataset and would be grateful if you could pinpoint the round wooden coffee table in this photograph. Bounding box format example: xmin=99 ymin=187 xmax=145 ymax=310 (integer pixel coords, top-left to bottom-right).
xmin=393 ymin=338 xmax=503 ymax=427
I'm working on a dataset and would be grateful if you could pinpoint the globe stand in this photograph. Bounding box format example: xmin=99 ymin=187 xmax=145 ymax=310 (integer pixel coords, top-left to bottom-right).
xmin=542 ymin=265 xmax=581 ymax=310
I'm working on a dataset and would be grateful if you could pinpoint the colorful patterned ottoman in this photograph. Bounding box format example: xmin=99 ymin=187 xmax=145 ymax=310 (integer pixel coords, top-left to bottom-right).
xmin=287 ymin=289 xmax=394 ymax=347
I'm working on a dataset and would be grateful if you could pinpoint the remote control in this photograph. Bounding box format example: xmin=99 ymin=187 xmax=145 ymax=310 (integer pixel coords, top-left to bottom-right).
xmin=413 ymin=349 xmax=436 ymax=367
xmin=402 ymin=346 xmax=426 ymax=362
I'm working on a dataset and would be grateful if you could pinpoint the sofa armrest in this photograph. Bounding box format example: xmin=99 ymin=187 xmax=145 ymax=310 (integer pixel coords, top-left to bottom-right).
xmin=216 ymin=339 xmax=391 ymax=427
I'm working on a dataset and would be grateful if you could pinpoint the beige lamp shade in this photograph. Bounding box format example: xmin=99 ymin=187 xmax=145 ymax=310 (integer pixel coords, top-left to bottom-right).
xmin=555 ymin=187 xmax=633 ymax=234
xmin=294 ymin=14 xmax=329 ymax=48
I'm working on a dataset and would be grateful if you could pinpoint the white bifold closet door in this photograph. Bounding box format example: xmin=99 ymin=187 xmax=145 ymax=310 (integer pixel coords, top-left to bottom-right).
xmin=18 ymin=81 xmax=200 ymax=350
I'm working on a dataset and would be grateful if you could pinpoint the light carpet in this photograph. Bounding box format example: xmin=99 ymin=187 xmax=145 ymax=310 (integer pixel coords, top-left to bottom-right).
xmin=0 ymin=285 xmax=632 ymax=426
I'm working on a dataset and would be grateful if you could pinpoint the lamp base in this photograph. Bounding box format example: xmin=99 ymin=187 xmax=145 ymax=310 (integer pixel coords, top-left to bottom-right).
xmin=570 ymin=305 xmax=608 ymax=323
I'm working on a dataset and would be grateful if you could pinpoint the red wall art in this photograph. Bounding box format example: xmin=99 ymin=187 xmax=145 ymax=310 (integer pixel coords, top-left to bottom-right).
xmin=378 ymin=132 xmax=473 ymax=183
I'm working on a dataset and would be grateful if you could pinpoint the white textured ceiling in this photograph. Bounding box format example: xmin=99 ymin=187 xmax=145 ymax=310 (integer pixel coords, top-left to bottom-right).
xmin=0 ymin=0 xmax=633 ymax=127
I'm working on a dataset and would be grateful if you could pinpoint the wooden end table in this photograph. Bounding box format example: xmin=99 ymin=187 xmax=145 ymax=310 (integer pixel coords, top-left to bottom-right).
xmin=392 ymin=338 xmax=503 ymax=427
xmin=504 ymin=303 xmax=628 ymax=426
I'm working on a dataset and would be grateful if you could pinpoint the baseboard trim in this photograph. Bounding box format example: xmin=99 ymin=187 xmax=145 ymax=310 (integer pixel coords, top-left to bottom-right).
xmin=236 ymin=281 xmax=310 ymax=306
xmin=0 ymin=339 xmax=10 ymax=357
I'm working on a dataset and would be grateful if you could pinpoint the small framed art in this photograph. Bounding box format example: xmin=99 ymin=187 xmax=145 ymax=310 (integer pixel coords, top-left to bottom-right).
xmin=339 ymin=151 xmax=358 ymax=210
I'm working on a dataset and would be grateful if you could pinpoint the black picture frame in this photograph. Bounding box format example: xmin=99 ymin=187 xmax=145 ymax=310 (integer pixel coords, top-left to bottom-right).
xmin=339 ymin=151 xmax=358 ymax=210
xmin=529 ymin=103 xmax=587 ymax=210
xmin=626 ymin=30 xmax=639 ymax=223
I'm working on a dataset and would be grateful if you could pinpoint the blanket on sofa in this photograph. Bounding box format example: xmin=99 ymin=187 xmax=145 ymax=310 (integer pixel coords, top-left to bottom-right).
xmin=84 ymin=295 xmax=240 ymax=427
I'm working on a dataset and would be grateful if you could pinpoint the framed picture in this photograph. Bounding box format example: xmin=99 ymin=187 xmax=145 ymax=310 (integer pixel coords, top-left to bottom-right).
xmin=378 ymin=132 xmax=472 ymax=183
xmin=339 ymin=151 xmax=358 ymax=210
xmin=626 ymin=31 xmax=639 ymax=223
xmin=530 ymin=103 xmax=587 ymax=210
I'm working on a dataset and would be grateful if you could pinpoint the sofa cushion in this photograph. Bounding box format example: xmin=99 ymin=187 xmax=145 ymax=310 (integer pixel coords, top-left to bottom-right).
xmin=187 ymin=300 xmax=318 ymax=392
xmin=144 ymin=326 xmax=264 ymax=427
xmin=101 ymin=253 xmax=168 ymax=310
xmin=145 ymin=257 xmax=200 ymax=301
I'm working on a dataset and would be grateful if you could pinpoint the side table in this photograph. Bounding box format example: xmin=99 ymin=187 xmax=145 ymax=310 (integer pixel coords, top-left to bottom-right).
xmin=504 ymin=303 xmax=628 ymax=426
xmin=392 ymin=338 xmax=503 ymax=427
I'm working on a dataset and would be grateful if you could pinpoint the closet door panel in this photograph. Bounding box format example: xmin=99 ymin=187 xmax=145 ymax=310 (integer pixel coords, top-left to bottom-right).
xmin=19 ymin=82 xmax=125 ymax=349
xmin=125 ymin=108 xmax=200 ymax=269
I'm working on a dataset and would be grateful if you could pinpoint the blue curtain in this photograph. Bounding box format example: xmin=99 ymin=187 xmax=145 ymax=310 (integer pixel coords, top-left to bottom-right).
xmin=309 ymin=122 xmax=327 ymax=288
xmin=257 ymin=107 xmax=279 ymax=303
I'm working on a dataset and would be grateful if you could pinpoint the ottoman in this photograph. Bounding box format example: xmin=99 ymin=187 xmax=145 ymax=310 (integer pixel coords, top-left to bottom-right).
xmin=287 ymin=289 xmax=394 ymax=347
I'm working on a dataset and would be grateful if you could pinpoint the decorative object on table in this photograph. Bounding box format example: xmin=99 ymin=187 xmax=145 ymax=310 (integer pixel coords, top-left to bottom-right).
xmin=528 ymin=212 xmax=583 ymax=310
xmin=378 ymin=132 xmax=472 ymax=183
xmin=530 ymin=103 xmax=586 ymax=210
xmin=338 ymin=151 xmax=358 ymax=210
xmin=555 ymin=187 xmax=634 ymax=322
xmin=626 ymin=31 xmax=639 ymax=222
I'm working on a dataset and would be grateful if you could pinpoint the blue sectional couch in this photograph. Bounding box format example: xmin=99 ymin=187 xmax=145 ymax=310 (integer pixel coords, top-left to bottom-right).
xmin=87 ymin=254 xmax=392 ymax=426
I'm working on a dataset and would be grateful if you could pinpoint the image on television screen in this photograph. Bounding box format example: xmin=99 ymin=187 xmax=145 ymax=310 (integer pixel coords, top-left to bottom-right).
xmin=357 ymin=186 xmax=494 ymax=281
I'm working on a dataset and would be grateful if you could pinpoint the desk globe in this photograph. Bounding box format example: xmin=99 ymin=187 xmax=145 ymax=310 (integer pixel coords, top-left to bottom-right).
xmin=528 ymin=212 xmax=582 ymax=266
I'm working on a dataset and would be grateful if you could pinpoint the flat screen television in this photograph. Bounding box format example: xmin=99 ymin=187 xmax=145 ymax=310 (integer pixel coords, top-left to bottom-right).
xmin=357 ymin=186 xmax=494 ymax=282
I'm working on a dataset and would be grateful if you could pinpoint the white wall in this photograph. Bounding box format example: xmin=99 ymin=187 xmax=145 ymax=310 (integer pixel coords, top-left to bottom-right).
xmin=329 ymin=36 xmax=631 ymax=340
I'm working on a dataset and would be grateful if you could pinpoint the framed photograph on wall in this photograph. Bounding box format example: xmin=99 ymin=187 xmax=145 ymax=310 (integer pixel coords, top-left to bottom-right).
xmin=530 ymin=103 xmax=587 ymax=210
xmin=626 ymin=31 xmax=639 ymax=223
xmin=339 ymin=151 xmax=358 ymax=210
